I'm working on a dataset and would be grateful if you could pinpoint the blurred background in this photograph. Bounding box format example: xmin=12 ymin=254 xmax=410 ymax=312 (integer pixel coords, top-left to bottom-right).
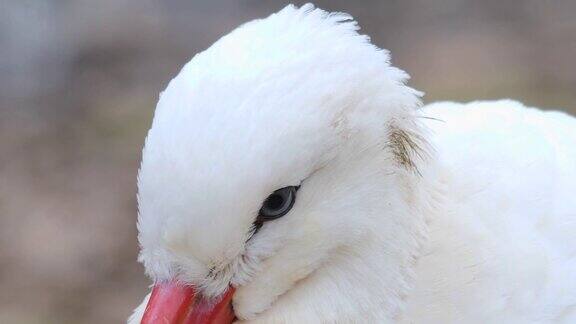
xmin=1 ymin=0 xmax=575 ymax=323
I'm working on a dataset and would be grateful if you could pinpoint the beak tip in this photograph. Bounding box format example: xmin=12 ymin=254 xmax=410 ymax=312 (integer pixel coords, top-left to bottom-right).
xmin=141 ymin=281 xmax=236 ymax=324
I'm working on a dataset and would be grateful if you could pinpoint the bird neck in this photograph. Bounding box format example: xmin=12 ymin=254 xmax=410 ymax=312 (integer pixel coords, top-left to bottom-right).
xmin=323 ymin=155 xmax=432 ymax=321
xmin=262 ymin=146 xmax=434 ymax=322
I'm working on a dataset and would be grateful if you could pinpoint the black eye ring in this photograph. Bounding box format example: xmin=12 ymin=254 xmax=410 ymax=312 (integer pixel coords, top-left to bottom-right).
xmin=257 ymin=186 xmax=299 ymax=223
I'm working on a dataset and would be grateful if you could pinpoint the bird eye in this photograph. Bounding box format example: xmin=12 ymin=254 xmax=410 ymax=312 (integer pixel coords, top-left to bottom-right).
xmin=257 ymin=186 xmax=299 ymax=222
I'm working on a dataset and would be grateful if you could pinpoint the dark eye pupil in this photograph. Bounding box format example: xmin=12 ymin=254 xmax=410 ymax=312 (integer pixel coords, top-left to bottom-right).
xmin=257 ymin=186 xmax=299 ymax=223
xmin=264 ymin=194 xmax=284 ymax=210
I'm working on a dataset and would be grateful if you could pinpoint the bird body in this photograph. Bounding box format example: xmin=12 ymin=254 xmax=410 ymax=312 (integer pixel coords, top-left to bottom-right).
xmin=401 ymin=100 xmax=576 ymax=323
xmin=130 ymin=4 xmax=576 ymax=323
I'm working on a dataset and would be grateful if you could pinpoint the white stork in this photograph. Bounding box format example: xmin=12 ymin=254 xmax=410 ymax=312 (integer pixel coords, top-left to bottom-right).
xmin=129 ymin=4 xmax=576 ymax=323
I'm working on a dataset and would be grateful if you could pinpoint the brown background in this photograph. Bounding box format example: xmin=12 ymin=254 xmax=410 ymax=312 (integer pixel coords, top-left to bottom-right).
xmin=1 ymin=1 xmax=575 ymax=323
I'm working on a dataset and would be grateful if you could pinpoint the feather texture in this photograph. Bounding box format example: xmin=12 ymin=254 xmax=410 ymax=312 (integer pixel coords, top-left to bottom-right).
xmin=130 ymin=4 xmax=576 ymax=323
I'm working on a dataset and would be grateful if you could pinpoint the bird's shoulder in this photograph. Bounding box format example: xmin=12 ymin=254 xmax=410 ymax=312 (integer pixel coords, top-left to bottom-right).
xmin=422 ymin=99 xmax=576 ymax=192
xmin=422 ymin=99 xmax=576 ymax=239
xmin=402 ymin=99 xmax=576 ymax=322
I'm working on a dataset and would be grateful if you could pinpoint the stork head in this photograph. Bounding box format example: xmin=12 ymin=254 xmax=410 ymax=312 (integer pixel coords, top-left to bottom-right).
xmin=132 ymin=4 xmax=429 ymax=323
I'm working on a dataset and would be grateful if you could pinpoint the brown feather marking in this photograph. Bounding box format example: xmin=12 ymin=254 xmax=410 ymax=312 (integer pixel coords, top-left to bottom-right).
xmin=387 ymin=124 xmax=428 ymax=174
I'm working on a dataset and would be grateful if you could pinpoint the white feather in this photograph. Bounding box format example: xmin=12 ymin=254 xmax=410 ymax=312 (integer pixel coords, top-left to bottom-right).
xmin=130 ymin=4 xmax=576 ymax=323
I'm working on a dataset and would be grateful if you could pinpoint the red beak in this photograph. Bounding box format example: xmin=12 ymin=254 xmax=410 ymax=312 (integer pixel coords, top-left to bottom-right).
xmin=141 ymin=281 xmax=236 ymax=324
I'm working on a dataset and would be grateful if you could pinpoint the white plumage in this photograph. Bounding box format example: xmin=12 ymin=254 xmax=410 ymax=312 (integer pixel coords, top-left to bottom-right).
xmin=405 ymin=100 xmax=576 ymax=323
xmin=130 ymin=4 xmax=576 ymax=323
